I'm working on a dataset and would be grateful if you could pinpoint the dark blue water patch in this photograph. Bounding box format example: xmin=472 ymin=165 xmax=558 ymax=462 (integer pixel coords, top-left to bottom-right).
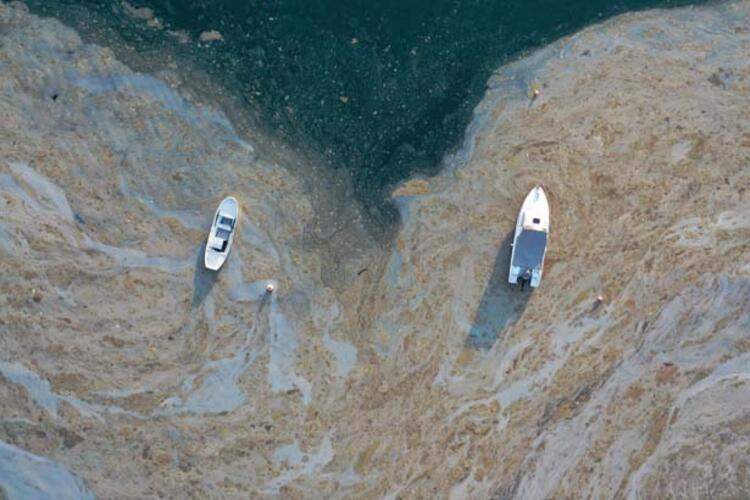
xmin=26 ymin=0 xmax=705 ymax=228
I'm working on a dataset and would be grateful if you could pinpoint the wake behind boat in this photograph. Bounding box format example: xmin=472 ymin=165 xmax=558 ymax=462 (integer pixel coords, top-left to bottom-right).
xmin=509 ymin=186 xmax=549 ymax=289
xmin=204 ymin=196 xmax=239 ymax=271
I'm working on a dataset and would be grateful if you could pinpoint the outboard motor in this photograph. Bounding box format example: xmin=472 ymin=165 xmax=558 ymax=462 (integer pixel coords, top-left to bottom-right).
xmin=519 ymin=268 xmax=532 ymax=291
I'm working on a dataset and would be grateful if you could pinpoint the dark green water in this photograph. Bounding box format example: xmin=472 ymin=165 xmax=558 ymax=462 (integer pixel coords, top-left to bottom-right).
xmin=27 ymin=0 xmax=701 ymax=225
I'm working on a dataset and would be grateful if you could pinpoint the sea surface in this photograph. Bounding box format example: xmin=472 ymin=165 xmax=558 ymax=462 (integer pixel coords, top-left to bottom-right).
xmin=25 ymin=0 xmax=703 ymax=226
xmin=2 ymin=0 xmax=749 ymax=497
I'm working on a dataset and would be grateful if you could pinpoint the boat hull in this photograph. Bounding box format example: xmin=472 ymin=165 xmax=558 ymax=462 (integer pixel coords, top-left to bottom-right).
xmin=508 ymin=186 xmax=549 ymax=288
xmin=204 ymin=196 xmax=239 ymax=271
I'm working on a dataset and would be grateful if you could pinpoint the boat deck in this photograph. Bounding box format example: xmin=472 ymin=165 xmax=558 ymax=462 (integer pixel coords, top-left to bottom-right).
xmin=512 ymin=229 xmax=547 ymax=270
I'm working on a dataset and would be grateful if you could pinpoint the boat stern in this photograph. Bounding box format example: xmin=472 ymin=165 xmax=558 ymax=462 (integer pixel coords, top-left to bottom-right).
xmin=508 ymin=265 xmax=543 ymax=288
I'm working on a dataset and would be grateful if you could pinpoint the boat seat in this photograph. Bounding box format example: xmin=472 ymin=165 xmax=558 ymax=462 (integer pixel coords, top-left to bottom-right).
xmin=210 ymin=236 xmax=227 ymax=252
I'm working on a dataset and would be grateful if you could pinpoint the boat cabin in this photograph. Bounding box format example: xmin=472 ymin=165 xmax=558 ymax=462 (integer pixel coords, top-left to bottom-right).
xmin=210 ymin=213 xmax=236 ymax=252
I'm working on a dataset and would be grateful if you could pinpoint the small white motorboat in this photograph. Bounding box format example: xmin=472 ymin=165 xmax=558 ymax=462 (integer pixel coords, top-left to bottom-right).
xmin=509 ymin=186 xmax=549 ymax=289
xmin=204 ymin=196 xmax=239 ymax=271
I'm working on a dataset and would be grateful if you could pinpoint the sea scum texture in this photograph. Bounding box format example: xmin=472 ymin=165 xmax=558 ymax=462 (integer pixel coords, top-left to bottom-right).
xmin=1 ymin=1 xmax=749 ymax=498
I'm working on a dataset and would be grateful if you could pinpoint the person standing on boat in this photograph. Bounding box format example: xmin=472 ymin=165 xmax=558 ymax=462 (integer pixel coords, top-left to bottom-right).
xmin=519 ymin=268 xmax=532 ymax=291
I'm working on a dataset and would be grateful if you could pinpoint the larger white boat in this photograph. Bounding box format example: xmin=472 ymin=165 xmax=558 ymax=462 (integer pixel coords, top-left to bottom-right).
xmin=204 ymin=196 xmax=239 ymax=271
xmin=508 ymin=186 xmax=549 ymax=289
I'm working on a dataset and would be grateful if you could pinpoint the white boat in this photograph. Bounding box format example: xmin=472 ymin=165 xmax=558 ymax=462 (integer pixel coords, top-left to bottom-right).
xmin=204 ymin=196 xmax=239 ymax=271
xmin=509 ymin=186 xmax=549 ymax=289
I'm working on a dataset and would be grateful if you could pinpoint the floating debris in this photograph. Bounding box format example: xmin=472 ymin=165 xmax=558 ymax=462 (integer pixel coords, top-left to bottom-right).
xmin=121 ymin=1 xmax=163 ymax=29
xmin=199 ymin=30 xmax=224 ymax=43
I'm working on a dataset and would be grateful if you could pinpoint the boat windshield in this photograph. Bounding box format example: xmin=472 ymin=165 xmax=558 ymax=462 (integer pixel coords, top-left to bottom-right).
xmin=513 ymin=229 xmax=547 ymax=269
xmin=216 ymin=228 xmax=231 ymax=239
xmin=218 ymin=216 xmax=235 ymax=228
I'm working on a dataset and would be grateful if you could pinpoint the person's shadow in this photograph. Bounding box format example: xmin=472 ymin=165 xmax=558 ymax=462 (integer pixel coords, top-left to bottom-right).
xmin=466 ymin=231 xmax=532 ymax=350
xmin=191 ymin=242 xmax=218 ymax=309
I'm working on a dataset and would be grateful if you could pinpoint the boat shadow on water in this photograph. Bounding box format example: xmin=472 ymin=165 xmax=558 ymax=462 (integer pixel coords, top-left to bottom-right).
xmin=191 ymin=243 xmax=218 ymax=309
xmin=466 ymin=231 xmax=532 ymax=350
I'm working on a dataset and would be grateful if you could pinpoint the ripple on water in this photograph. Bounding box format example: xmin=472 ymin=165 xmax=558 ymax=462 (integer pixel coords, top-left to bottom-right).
xmin=268 ymin=296 xmax=312 ymax=404
xmin=0 ymin=360 xmax=99 ymax=420
xmin=0 ymin=222 xmax=17 ymax=254
xmin=264 ymin=434 xmax=334 ymax=494
xmin=0 ymin=441 xmax=95 ymax=500
xmin=316 ymin=303 xmax=358 ymax=378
